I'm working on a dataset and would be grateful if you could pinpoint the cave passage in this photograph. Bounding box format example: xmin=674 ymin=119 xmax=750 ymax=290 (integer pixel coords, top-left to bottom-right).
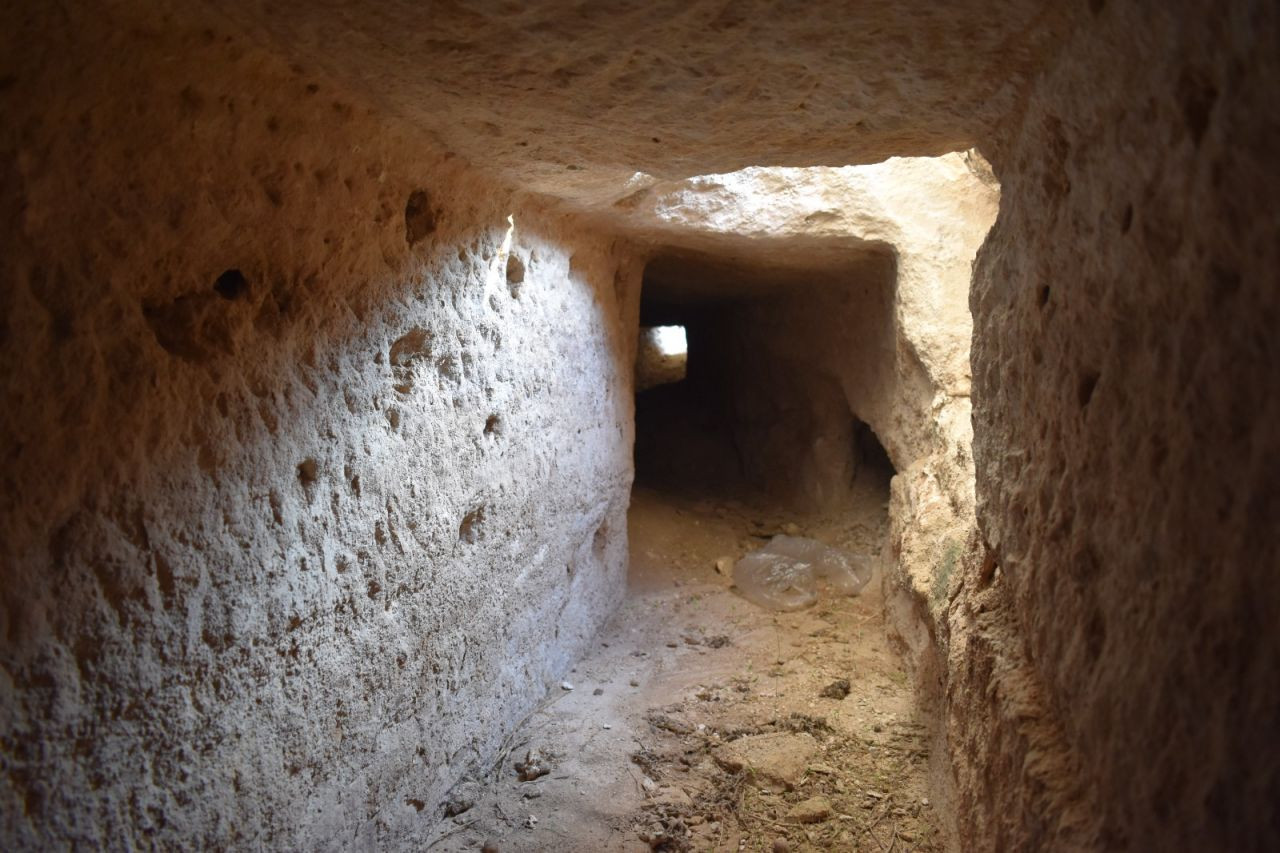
xmin=635 ymin=248 xmax=896 ymax=513
xmin=432 ymin=161 xmax=996 ymax=848
xmin=429 ymin=239 xmax=928 ymax=849
xmin=10 ymin=3 xmax=1273 ymax=847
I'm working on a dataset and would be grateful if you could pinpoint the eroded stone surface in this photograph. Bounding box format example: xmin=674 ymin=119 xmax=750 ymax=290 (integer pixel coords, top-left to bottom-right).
xmin=213 ymin=0 xmax=1073 ymax=204
xmin=2 ymin=0 xmax=1277 ymax=850
xmin=959 ymin=4 xmax=1280 ymax=849
xmin=0 ymin=3 xmax=640 ymax=848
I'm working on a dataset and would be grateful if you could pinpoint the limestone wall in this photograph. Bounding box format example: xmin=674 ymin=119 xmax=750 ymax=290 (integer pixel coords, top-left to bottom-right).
xmin=955 ymin=3 xmax=1280 ymax=848
xmin=4 ymin=0 xmax=1277 ymax=849
xmin=0 ymin=3 xmax=639 ymax=847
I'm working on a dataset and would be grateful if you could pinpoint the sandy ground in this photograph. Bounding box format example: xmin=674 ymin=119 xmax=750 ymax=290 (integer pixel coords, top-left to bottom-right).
xmin=428 ymin=474 xmax=940 ymax=852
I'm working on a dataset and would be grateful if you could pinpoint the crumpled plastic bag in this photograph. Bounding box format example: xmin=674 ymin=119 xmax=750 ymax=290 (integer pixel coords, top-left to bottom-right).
xmin=732 ymin=535 xmax=873 ymax=611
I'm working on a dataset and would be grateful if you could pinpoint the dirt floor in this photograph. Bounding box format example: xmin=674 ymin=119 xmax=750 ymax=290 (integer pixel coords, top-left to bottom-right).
xmin=428 ymin=472 xmax=941 ymax=852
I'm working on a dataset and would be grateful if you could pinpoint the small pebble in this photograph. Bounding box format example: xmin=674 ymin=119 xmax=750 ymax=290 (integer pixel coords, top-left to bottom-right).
xmin=481 ymin=842 xmax=500 ymax=853
xmin=560 ymin=681 xmax=574 ymax=691
xmin=592 ymin=687 xmax=603 ymax=696
xmin=773 ymin=839 xmax=791 ymax=853
xmin=630 ymin=679 xmax=640 ymax=687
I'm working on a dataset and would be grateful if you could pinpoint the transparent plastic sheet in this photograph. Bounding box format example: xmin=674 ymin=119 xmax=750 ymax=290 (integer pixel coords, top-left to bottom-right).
xmin=732 ymin=535 xmax=873 ymax=611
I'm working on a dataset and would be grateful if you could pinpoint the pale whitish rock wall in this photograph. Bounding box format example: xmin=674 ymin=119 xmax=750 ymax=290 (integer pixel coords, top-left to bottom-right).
xmin=954 ymin=2 xmax=1280 ymax=849
xmin=0 ymin=3 xmax=639 ymax=848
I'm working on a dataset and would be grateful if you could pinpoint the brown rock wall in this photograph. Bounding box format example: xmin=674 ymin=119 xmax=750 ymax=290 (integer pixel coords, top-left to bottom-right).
xmin=962 ymin=3 xmax=1280 ymax=848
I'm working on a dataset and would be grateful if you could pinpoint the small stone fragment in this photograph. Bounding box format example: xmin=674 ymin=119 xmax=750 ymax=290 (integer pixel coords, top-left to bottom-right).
xmin=443 ymin=780 xmax=481 ymax=816
xmin=514 ymin=748 xmax=555 ymax=781
xmin=651 ymin=785 xmax=693 ymax=809
xmin=649 ymin=713 xmax=693 ymax=735
xmin=442 ymin=795 xmax=473 ymax=817
xmin=715 ymin=556 xmax=734 ymax=575
xmin=592 ymin=687 xmax=604 ymax=695
xmin=820 ymin=678 xmax=850 ymax=700
xmin=786 ymin=795 xmax=832 ymax=824
xmin=481 ymin=842 xmax=500 ymax=853
xmin=560 ymin=681 xmax=574 ymax=691
xmin=773 ymin=839 xmax=791 ymax=853
xmin=712 ymin=732 xmax=817 ymax=791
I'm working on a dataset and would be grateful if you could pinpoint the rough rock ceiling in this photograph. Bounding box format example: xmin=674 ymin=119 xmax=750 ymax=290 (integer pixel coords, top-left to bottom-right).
xmin=215 ymin=0 xmax=1072 ymax=206
xmin=618 ymin=153 xmax=997 ymax=309
xmin=641 ymin=243 xmax=894 ymax=310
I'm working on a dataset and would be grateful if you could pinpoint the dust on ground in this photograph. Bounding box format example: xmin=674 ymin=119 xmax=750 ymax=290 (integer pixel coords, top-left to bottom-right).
xmin=428 ymin=477 xmax=941 ymax=852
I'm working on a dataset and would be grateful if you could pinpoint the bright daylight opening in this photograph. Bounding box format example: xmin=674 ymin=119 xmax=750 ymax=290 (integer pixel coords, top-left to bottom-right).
xmin=651 ymin=325 xmax=687 ymax=357
xmin=635 ymin=324 xmax=688 ymax=391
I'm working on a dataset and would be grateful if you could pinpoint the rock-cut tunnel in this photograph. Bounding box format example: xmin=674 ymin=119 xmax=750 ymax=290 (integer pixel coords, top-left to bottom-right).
xmin=1 ymin=2 xmax=1276 ymax=851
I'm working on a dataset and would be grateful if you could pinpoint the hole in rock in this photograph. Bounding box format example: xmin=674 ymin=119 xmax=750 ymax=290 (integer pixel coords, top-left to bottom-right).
xmin=634 ymin=247 xmax=897 ymax=514
xmin=296 ymin=457 xmax=318 ymax=486
xmin=212 ymin=268 xmax=248 ymax=300
xmin=506 ymin=252 xmax=525 ymax=289
xmin=459 ymin=505 xmax=486 ymax=544
xmin=404 ymin=189 xmax=438 ymax=246
xmin=635 ymin=324 xmax=687 ymax=391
